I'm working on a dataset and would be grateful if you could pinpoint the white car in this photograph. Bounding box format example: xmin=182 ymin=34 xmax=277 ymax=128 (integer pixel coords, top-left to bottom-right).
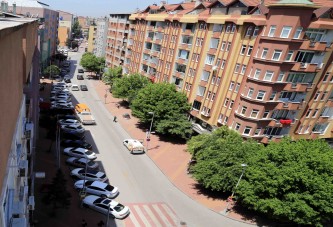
xmin=50 ymin=95 xmax=71 ymax=101
xmin=58 ymin=119 xmax=81 ymax=126
xmin=61 ymin=124 xmax=85 ymax=134
xmin=74 ymin=180 xmax=119 ymax=198
xmin=70 ymin=168 xmax=108 ymax=182
xmin=66 ymin=157 xmax=99 ymax=169
xmin=82 ymin=195 xmax=130 ymax=219
xmin=63 ymin=147 xmax=96 ymax=160
xmin=123 ymin=139 xmax=145 ymax=154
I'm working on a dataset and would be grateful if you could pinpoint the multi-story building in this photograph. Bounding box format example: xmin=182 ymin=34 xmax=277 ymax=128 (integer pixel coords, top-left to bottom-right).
xmin=0 ymin=15 xmax=40 ymax=226
xmin=94 ymin=17 xmax=109 ymax=57
xmin=87 ymin=24 xmax=97 ymax=52
xmin=77 ymin=16 xmax=93 ymax=38
xmin=57 ymin=10 xmax=74 ymax=47
xmin=7 ymin=0 xmax=59 ymax=70
xmin=123 ymin=0 xmax=333 ymax=143
xmin=106 ymin=13 xmax=131 ymax=68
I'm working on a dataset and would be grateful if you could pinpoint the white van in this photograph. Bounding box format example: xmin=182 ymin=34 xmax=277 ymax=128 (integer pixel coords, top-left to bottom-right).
xmin=123 ymin=139 xmax=145 ymax=154
xmin=72 ymin=84 xmax=79 ymax=91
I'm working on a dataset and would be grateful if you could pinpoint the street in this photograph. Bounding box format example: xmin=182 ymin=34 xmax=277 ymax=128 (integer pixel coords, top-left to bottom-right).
xmin=51 ymin=51 xmax=253 ymax=227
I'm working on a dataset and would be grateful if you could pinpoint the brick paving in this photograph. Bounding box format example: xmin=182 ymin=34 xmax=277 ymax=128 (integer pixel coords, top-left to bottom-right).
xmin=33 ymin=78 xmax=256 ymax=226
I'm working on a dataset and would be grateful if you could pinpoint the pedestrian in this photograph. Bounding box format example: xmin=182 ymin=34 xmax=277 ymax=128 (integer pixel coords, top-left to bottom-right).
xmin=113 ymin=116 xmax=117 ymax=122
xmin=97 ymin=220 xmax=105 ymax=226
xmin=81 ymin=219 xmax=87 ymax=227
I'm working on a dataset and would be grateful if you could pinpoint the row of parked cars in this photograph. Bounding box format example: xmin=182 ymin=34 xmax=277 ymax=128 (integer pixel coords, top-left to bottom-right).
xmin=51 ymin=82 xmax=130 ymax=219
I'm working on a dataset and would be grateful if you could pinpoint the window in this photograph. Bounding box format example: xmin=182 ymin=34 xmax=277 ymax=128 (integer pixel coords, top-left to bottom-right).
xmin=226 ymin=42 xmax=231 ymax=51
xmin=224 ymin=98 xmax=229 ymax=107
xmin=261 ymin=48 xmax=268 ymax=59
xmin=234 ymin=123 xmax=241 ymax=131
xmin=243 ymin=126 xmax=252 ymax=135
xmin=235 ymin=83 xmax=240 ymax=92
xmin=229 ymin=81 xmax=235 ymax=90
xmin=255 ymin=48 xmax=260 ymax=57
xmin=192 ymin=100 xmax=201 ymax=110
xmin=231 ymin=24 xmax=236 ymax=33
xmin=305 ymin=109 xmax=312 ymax=117
xmin=323 ymin=73 xmax=330 ymax=82
xmin=241 ymin=106 xmax=247 ymax=115
xmin=248 ymin=88 xmax=254 ymax=98
xmin=201 ymin=71 xmax=210 ymax=81
xmin=196 ymin=38 xmax=203 ymax=46
xmin=216 ymin=58 xmax=221 ymax=67
xmin=253 ymin=27 xmax=260 ymax=36
xmin=234 ymin=64 xmax=240 ymax=73
xmin=247 ymin=46 xmax=253 ymax=56
xmin=226 ymin=24 xmax=231 ymax=33
xmin=224 ymin=116 xmax=229 ymax=124
xmin=251 ymin=109 xmax=259 ymax=118
xmin=246 ymin=26 xmax=253 ymax=36
xmin=305 ymin=28 xmax=325 ymax=42
xmin=199 ymin=23 xmax=207 ymax=30
xmin=254 ymin=128 xmax=261 ymax=135
xmin=321 ymin=91 xmax=328 ymax=101
xmin=312 ymin=109 xmax=318 ymax=117
xmin=280 ymin=26 xmax=292 ymax=38
xmin=218 ymin=113 xmax=223 ymax=121
xmin=229 ymin=100 xmax=234 ymax=109
xmin=263 ymin=110 xmax=269 ymax=118
xmin=268 ymin=25 xmax=276 ymax=37
xmin=205 ymin=55 xmax=215 ymax=65
xmin=240 ymin=45 xmax=246 ymax=55
xmin=211 ymin=93 xmax=216 ymax=101
xmin=254 ymin=69 xmax=261 ymax=79
xmin=293 ymin=27 xmax=303 ymax=39
xmin=270 ymin=50 xmax=282 ymax=61
xmin=285 ymin=50 xmax=294 ymax=62
xmin=256 ymin=90 xmax=266 ymax=100
xmin=277 ymin=72 xmax=285 ymax=82
xmin=241 ymin=65 xmax=247 ymax=75
xmin=221 ymin=41 xmax=226 ymax=51
xmin=314 ymin=92 xmax=320 ymax=100
xmin=211 ymin=76 xmax=216 ymax=84
xmin=264 ymin=71 xmax=274 ymax=81
xmin=197 ymin=86 xmax=206 ymax=96
xmin=269 ymin=91 xmax=277 ymax=101
xmin=221 ymin=60 xmax=226 ymax=69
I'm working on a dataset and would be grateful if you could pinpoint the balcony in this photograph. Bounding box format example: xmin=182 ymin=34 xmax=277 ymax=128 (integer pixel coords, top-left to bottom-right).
xmin=276 ymin=101 xmax=304 ymax=110
xmin=200 ymin=111 xmax=211 ymax=117
xmin=300 ymin=40 xmax=327 ymax=52
xmin=260 ymin=135 xmax=283 ymax=144
xmin=283 ymin=83 xmax=311 ymax=92
xmin=291 ymin=62 xmax=324 ymax=72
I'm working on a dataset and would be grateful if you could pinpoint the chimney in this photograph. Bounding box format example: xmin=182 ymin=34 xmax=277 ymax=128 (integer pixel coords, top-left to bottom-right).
xmin=13 ymin=2 xmax=16 ymax=15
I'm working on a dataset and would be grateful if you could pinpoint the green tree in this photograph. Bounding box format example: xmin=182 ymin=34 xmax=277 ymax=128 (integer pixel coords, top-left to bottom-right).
xmin=42 ymin=169 xmax=71 ymax=209
xmin=80 ymin=53 xmax=105 ymax=74
xmin=43 ymin=65 xmax=60 ymax=77
xmin=237 ymin=138 xmax=333 ymax=226
xmin=131 ymin=83 xmax=192 ymax=139
xmin=102 ymin=66 xmax=122 ymax=87
xmin=112 ymin=73 xmax=150 ymax=102
xmin=71 ymin=20 xmax=82 ymax=38
xmin=187 ymin=126 xmax=261 ymax=191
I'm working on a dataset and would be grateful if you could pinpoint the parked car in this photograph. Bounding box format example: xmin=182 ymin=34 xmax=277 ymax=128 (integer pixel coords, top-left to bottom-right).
xmin=61 ymin=124 xmax=85 ymax=134
xmin=53 ymin=82 xmax=70 ymax=88
xmin=64 ymin=78 xmax=71 ymax=84
xmin=70 ymin=168 xmax=108 ymax=182
xmin=51 ymin=100 xmax=72 ymax=105
xmin=61 ymin=139 xmax=92 ymax=150
xmin=82 ymin=196 xmax=130 ymax=219
xmin=78 ymin=68 xmax=84 ymax=73
xmin=50 ymin=90 xmax=71 ymax=96
xmin=80 ymin=85 xmax=88 ymax=91
xmin=77 ymin=74 xmax=84 ymax=80
xmin=57 ymin=114 xmax=77 ymax=120
xmin=74 ymin=180 xmax=119 ymax=198
xmin=72 ymin=84 xmax=79 ymax=91
xmin=50 ymin=95 xmax=71 ymax=102
xmin=62 ymin=131 xmax=85 ymax=140
xmin=66 ymin=157 xmax=98 ymax=169
xmin=58 ymin=119 xmax=81 ymax=126
xmin=123 ymin=139 xmax=145 ymax=154
xmin=63 ymin=147 xmax=96 ymax=160
xmin=51 ymin=87 xmax=70 ymax=92
xmin=50 ymin=103 xmax=74 ymax=110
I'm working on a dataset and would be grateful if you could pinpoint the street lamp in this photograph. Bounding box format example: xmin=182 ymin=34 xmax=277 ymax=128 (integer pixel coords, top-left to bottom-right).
xmin=146 ymin=112 xmax=154 ymax=152
xmin=223 ymin=163 xmax=247 ymax=215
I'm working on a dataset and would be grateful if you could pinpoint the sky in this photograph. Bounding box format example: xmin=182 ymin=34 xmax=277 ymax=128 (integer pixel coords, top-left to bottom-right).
xmin=41 ymin=0 xmax=183 ymax=17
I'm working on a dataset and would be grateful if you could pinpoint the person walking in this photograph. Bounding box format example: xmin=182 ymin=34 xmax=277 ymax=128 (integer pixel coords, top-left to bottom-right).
xmin=113 ymin=116 xmax=117 ymax=122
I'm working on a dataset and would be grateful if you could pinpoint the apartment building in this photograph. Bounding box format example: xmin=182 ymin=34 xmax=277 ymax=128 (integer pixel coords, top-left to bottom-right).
xmin=6 ymin=0 xmax=59 ymax=70
xmin=0 ymin=15 xmax=40 ymax=226
xmin=94 ymin=17 xmax=109 ymax=57
xmin=105 ymin=13 xmax=131 ymax=68
xmin=122 ymin=0 xmax=333 ymax=143
xmin=58 ymin=10 xmax=74 ymax=47
xmin=87 ymin=24 xmax=97 ymax=52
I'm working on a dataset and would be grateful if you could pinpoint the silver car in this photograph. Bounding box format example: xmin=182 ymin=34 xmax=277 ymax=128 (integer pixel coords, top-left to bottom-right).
xmin=74 ymin=180 xmax=119 ymax=198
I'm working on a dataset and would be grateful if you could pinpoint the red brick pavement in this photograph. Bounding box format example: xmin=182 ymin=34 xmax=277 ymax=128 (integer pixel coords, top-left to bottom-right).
xmin=91 ymin=80 xmax=254 ymax=224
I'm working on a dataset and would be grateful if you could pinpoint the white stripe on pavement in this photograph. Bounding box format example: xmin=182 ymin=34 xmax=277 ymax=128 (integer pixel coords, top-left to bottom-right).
xmin=134 ymin=205 xmax=152 ymax=227
xmin=143 ymin=204 xmax=162 ymax=227
xmin=153 ymin=204 xmax=175 ymax=227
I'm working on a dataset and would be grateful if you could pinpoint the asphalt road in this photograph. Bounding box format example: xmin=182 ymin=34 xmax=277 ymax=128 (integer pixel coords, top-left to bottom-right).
xmin=65 ymin=51 xmax=252 ymax=227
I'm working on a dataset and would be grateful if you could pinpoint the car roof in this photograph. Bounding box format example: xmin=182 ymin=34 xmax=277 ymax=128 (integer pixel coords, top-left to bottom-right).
xmin=91 ymin=181 xmax=107 ymax=188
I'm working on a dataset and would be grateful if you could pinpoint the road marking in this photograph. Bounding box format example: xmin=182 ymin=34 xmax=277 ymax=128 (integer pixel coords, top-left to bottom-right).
xmin=133 ymin=205 xmax=152 ymax=227
xmin=143 ymin=205 xmax=160 ymax=227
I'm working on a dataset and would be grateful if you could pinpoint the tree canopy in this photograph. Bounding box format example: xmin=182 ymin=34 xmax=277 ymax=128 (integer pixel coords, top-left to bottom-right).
xmin=43 ymin=65 xmax=60 ymax=76
xmin=71 ymin=20 xmax=82 ymax=38
xmin=80 ymin=53 xmax=105 ymax=74
xmin=102 ymin=66 xmax=122 ymax=87
xmin=187 ymin=129 xmax=333 ymax=226
xmin=112 ymin=73 xmax=151 ymax=102
xmin=131 ymin=83 xmax=192 ymax=139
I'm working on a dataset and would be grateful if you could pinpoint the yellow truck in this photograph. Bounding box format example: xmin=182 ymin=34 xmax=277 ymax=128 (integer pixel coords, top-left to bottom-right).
xmin=75 ymin=103 xmax=96 ymax=125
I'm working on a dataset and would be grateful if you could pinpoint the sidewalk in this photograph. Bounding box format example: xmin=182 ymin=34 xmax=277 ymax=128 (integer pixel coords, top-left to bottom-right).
xmin=91 ymin=80 xmax=254 ymax=224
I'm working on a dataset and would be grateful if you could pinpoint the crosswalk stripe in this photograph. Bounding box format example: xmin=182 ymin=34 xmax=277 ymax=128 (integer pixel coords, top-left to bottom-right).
xmin=160 ymin=203 xmax=178 ymax=226
xmin=134 ymin=205 xmax=152 ymax=227
xmin=127 ymin=207 xmax=141 ymax=227
xmin=143 ymin=204 xmax=162 ymax=226
xmin=153 ymin=204 xmax=177 ymax=227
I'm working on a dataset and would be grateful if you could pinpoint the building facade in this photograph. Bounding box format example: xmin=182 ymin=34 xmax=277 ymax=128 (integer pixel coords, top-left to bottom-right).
xmin=105 ymin=13 xmax=131 ymax=68
xmin=0 ymin=16 xmax=40 ymax=227
xmin=94 ymin=17 xmax=109 ymax=57
xmin=123 ymin=0 xmax=333 ymax=142
xmin=57 ymin=10 xmax=74 ymax=47
xmin=87 ymin=25 xmax=97 ymax=52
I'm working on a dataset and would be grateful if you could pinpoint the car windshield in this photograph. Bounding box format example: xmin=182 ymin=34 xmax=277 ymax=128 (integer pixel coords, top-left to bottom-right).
xmin=86 ymin=151 xmax=93 ymax=155
xmin=113 ymin=203 xmax=125 ymax=212
xmin=105 ymin=184 xmax=114 ymax=191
